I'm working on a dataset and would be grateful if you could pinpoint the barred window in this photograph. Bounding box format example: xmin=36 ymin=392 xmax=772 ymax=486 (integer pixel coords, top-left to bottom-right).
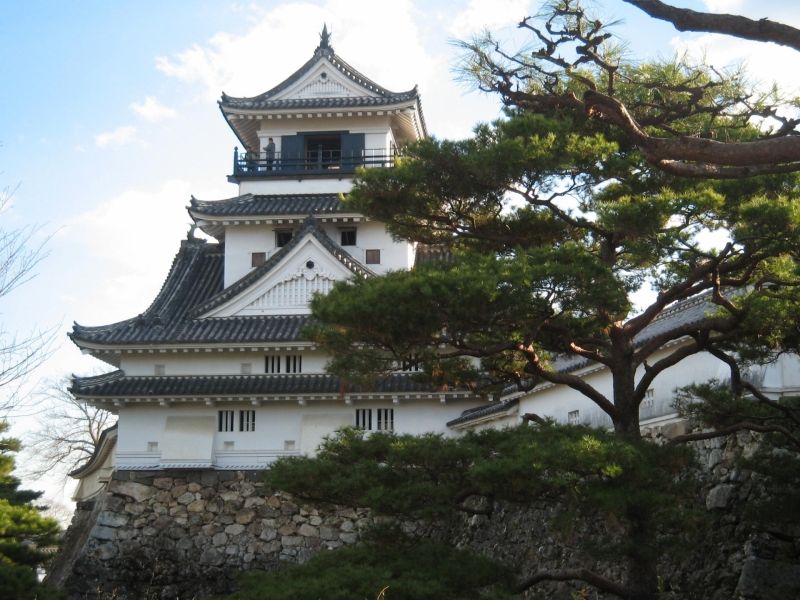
xmin=285 ymin=354 xmax=302 ymax=373
xmin=355 ymin=408 xmax=372 ymax=430
xmin=218 ymin=410 xmax=235 ymax=432
xmin=265 ymin=355 xmax=281 ymax=373
xmin=376 ymin=408 xmax=394 ymax=431
xmin=239 ymin=410 xmax=256 ymax=432
xmin=567 ymin=410 xmax=580 ymax=425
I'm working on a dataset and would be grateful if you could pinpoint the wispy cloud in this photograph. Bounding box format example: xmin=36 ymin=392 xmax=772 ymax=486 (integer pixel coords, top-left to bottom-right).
xmin=94 ymin=126 xmax=137 ymax=147
xmin=130 ymin=96 xmax=177 ymax=121
xmin=448 ymin=0 xmax=529 ymax=38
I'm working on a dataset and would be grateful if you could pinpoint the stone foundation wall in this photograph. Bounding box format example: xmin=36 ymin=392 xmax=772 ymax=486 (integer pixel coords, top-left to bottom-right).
xmin=60 ymin=470 xmax=371 ymax=599
xmin=55 ymin=428 xmax=800 ymax=599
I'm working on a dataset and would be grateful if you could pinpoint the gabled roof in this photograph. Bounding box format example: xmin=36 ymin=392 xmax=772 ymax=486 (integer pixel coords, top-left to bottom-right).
xmin=218 ymin=29 xmax=427 ymax=150
xmin=70 ymin=218 xmax=373 ymax=353
xmin=219 ymin=35 xmax=418 ymax=112
xmin=70 ymin=371 xmax=466 ymax=400
xmin=192 ymin=216 xmax=375 ymax=318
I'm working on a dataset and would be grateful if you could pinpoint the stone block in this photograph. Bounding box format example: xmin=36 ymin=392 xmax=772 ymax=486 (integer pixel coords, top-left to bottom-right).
xmin=298 ymin=523 xmax=318 ymax=537
xmin=95 ymin=542 xmax=118 ymax=560
xmin=91 ymin=525 xmax=117 ymax=541
xmin=176 ymin=492 xmax=196 ymax=505
xmin=282 ymin=535 xmax=303 ymax=547
xmin=109 ymin=480 xmax=154 ymax=503
xmin=706 ymin=484 xmax=736 ymax=510
xmin=235 ymin=508 xmax=256 ymax=524
xmin=244 ymin=496 xmax=265 ymax=508
xmin=170 ymin=485 xmax=188 ymax=499
xmin=97 ymin=511 xmax=129 ymax=528
xmin=225 ymin=523 xmax=246 ymax=536
xmin=260 ymin=528 xmax=277 ymax=541
xmin=212 ymin=532 xmax=228 ymax=546
xmin=339 ymin=532 xmax=358 ymax=544
xmin=187 ymin=499 xmax=206 ymax=513
xmin=320 ymin=526 xmax=338 ymax=541
xmin=281 ymin=502 xmax=299 ymax=516
xmin=278 ymin=523 xmax=296 ymax=536
xmin=199 ymin=548 xmax=224 ymax=566
xmin=187 ymin=482 xmax=202 ymax=493
xmin=736 ymin=557 xmax=800 ymax=598
xmin=153 ymin=477 xmax=174 ymax=490
xmin=340 ymin=520 xmax=355 ymax=532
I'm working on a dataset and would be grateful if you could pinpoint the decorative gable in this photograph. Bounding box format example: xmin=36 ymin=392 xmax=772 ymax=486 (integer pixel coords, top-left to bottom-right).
xmin=272 ymin=61 xmax=378 ymax=101
xmin=201 ymin=234 xmax=357 ymax=318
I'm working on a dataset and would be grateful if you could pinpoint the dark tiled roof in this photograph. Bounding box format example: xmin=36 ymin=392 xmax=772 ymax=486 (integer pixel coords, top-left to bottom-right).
xmin=191 ymin=216 xmax=374 ymax=317
xmin=70 ymin=218 xmax=371 ymax=348
xmin=71 ymin=371 xmax=449 ymax=398
xmin=219 ymin=44 xmax=419 ymax=112
xmin=189 ymin=193 xmax=348 ymax=218
xmin=69 ymin=424 xmax=117 ymax=477
xmin=446 ymin=398 xmax=519 ymax=427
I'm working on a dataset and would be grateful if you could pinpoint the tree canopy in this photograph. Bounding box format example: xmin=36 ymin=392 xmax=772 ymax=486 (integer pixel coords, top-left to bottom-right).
xmin=265 ymin=3 xmax=800 ymax=599
xmin=460 ymin=0 xmax=800 ymax=178
xmin=0 ymin=421 xmax=61 ymax=600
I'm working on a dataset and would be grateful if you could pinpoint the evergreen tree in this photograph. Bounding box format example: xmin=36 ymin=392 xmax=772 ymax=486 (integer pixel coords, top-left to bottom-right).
xmin=261 ymin=3 xmax=800 ymax=598
xmin=0 ymin=421 xmax=61 ymax=600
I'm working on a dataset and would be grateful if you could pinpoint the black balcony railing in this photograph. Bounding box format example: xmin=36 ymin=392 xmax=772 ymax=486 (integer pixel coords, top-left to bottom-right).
xmin=232 ymin=147 xmax=396 ymax=177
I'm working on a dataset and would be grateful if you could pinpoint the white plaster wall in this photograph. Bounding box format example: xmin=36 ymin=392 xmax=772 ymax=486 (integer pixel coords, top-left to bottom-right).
xmin=121 ymin=351 xmax=330 ymax=376
xmin=320 ymin=221 xmax=412 ymax=273
xmin=238 ymin=178 xmax=354 ymax=196
xmin=223 ymin=221 xmax=411 ymax=287
xmin=517 ymin=347 xmax=730 ymax=428
xmin=256 ymin=115 xmax=394 ymax=147
xmin=113 ymin=397 xmax=485 ymax=469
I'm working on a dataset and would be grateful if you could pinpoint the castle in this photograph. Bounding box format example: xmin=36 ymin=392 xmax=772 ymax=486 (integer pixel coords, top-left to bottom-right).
xmin=68 ymin=27 xmax=800 ymax=502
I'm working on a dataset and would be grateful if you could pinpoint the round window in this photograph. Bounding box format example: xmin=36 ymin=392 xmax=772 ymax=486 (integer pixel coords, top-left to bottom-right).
xmin=306 ymin=260 xmax=315 ymax=269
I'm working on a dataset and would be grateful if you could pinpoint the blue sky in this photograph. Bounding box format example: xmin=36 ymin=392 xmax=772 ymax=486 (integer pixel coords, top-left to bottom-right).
xmin=1 ymin=0 xmax=798 ymax=509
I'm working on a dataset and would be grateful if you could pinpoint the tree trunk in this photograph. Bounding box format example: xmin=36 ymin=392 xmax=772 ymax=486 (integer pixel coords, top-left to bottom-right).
xmin=625 ymin=501 xmax=660 ymax=600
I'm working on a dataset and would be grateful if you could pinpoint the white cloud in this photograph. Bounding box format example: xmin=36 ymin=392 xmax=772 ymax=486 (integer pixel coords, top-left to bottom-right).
xmin=448 ymin=0 xmax=530 ymax=38
xmin=130 ymin=96 xmax=177 ymax=121
xmin=94 ymin=125 xmax=137 ymax=147
xmin=60 ymin=179 xmax=192 ymax=324
xmin=155 ymin=1 xmax=436 ymax=102
xmin=702 ymin=0 xmax=746 ymax=12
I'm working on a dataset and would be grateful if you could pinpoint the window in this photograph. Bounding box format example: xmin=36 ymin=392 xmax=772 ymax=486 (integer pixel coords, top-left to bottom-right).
xmin=285 ymin=354 xmax=302 ymax=373
xmin=400 ymin=355 xmax=420 ymax=372
xmin=340 ymin=228 xmax=357 ymax=246
xmin=154 ymin=364 xmax=166 ymax=376
xmin=223 ymin=441 xmax=235 ymax=450
xmin=355 ymin=408 xmax=394 ymax=431
xmin=305 ymin=134 xmax=341 ymax=169
xmin=266 ymin=354 xmax=302 ymax=373
xmin=265 ymin=355 xmax=281 ymax=374
xmin=284 ymin=440 xmax=296 ymax=451
xmin=355 ymin=408 xmax=372 ymax=430
xmin=567 ymin=410 xmax=580 ymax=425
xmin=147 ymin=441 xmax=159 ymax=452
xmin=376 ymin=408 xmax=394 ymax=431
xmin=240 ymin=363 xmax=252 ymax=375
xmin=365 ymin=249 xmax=381 ymax=264
xmin=642 ymin=388 xmax=655 ymax=409
xmin=251 ymin=252 xmax=266 ymax=267
xmin=239 ymin=410 xmax=256 ymax=432
xmin=218 ymin=410 xmax=235 ymax=432
xmin=276 ymin=230 xmax=293 ymax=247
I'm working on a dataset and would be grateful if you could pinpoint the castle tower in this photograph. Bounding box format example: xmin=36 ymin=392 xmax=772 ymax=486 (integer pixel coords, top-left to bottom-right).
xmin=68 ymin=28 xmax=482 ymax=497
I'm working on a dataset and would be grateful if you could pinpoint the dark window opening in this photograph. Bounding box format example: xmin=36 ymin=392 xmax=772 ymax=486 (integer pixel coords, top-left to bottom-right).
xmin=251 ymin=252 xmax=266 ymax=267
xmin=365 ymin=249 xmax=381 ymax=264
xmin=218 ymin=410 xmax=235 ymax=432
xmin=276 ymin=230 xmax=293 ymax=247
xmin=340 ymin=229 xmax=357 ymax=246
xmin=305 ymin=134 xmax=341 ymax=169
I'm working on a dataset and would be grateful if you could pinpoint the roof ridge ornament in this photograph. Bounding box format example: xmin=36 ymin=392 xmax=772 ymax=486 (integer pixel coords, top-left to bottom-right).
xmin=318 ymin=23 xmax=332 ymax=52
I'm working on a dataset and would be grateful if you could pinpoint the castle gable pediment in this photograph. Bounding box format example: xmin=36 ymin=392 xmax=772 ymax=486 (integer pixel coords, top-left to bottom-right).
xmin=271 ymin=59 xmax=380 ymax=101
xmin=202 ymin=235 xmax=356 ymax=318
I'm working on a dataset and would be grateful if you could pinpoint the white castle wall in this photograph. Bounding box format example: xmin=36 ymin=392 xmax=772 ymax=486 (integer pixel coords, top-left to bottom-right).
xmin=120 ymin=351 xmax=329 ymax=377
xmin=114 ymin=398 xmax=483 ymax=470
